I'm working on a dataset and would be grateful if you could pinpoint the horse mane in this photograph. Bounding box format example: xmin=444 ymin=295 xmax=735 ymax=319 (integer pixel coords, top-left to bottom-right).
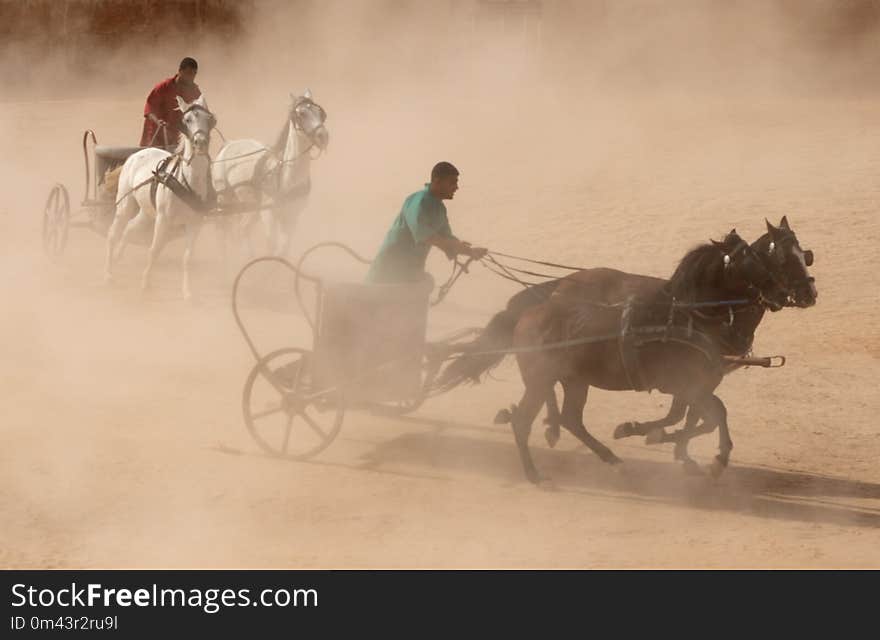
xmin=663 ymin=241 xmax=726 ymax=302
xmin=272 ymin=116 xmax=293 ymax=155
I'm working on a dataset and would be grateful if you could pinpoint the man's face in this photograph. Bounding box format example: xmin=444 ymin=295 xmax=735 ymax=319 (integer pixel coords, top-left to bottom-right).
xmin=178 ymin=67 xmax=197 ymax=85
xmin=432 ymin=174 xmax=459 ymax=200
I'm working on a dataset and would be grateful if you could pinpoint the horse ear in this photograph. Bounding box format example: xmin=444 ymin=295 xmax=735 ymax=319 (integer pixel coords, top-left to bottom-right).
xmin=175 ymin=95 xmax=189 ymax=112
xmin=303 ymin=88 xmax=312 ymax=99
xmin=765 ymin=218 xmax=778 ymax=237
xmin=711 ymin=239 xmax=723 ymax=247
xmin=779 ymin=215 xmax=791 ymax=230
xmin=194 ymin=94 xmax=208 ymax=109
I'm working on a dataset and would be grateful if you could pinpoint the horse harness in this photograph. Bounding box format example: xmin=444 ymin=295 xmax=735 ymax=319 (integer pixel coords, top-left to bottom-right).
xmin=252 ymin=144 xmax=312 ymax=206
xmin=212 ymin=122 xmax=315 ymax=208
xmin=151 ymin=153 xmax=216 ymax=214
xmin=622 ymin=297 xmax=729 ymax=391
xmin=563 ymin=295 xmax=733 ymax=393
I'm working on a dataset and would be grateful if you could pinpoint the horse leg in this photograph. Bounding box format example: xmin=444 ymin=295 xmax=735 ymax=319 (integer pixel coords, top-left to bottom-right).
xmin=667 ymin=395 xmax=730 ymax=476
xmin=559 ymin=378 xmax=621 ymax=465
xmin=116 ymin=210 xmax=151 ymax=264
xmin=227 ymin=187 xmax=256 ymax=261
xmin=261 ymin=208 xmax=278 ymax=256
xmin=142 ymin=210 xmax=170 ymax=291
xmin=214 ymin=215 xmax=230 ymax=280
xmin=508 ymin=386 xmax=550 ymax=484
xmin=543 ymin=385 xmax=562 ymax=448
xmin=105 ymin=195 xmax=138 ymax=282
xmin=182 ymin=219 xmax=204 ymax=301
xmin=669 ymin=406 xmax=706 ymax=475
xmin=234 ymin=210 xmax=256 ymax=260
xmin=705 ymin=395 xmax=732 ymax=478
xmin=613 ymin=395 xmax=688 ymax=441
xmin=277 ymin=201 xmax=304 ymax=259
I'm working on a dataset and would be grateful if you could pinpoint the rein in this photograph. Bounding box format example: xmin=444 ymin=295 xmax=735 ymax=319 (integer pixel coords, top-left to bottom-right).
xmin=486 ymin=250 xmax=587 ymax=271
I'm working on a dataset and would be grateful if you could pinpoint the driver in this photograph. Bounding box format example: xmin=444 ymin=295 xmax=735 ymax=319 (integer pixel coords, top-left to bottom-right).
xmin=140 ymin=57 xmax=202 ymax=149
xmin=366 ymin=162 xmax=488 ymax=284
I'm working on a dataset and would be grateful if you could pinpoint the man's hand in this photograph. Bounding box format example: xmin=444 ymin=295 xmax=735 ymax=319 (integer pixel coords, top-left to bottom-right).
xmin=148 ymin=113 xmax=167 ymax=127
xmin=427 ymin=236 xmax=488 ymax=261
xmin=458 ymin=241 xmax=487 ymax=260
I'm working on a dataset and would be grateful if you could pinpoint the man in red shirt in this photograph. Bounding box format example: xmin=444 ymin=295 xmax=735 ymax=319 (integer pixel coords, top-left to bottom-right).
xmin=140 ymin=57 xmax=203 ymax=148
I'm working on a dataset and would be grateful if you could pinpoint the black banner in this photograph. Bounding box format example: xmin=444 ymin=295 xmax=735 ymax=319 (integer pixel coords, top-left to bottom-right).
xmin=0 ymin=569 xmax=869 ymax=635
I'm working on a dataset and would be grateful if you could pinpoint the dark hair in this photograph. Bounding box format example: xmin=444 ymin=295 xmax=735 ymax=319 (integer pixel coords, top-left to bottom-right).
xmin=179 ymin=57 xmax=198 ymax=71
xmin=431 ymin=161 xmax=459 ymax=181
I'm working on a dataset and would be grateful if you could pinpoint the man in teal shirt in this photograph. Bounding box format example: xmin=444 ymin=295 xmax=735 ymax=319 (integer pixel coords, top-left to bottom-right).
xmin=366 ymin=162 xmax=488 ymax=284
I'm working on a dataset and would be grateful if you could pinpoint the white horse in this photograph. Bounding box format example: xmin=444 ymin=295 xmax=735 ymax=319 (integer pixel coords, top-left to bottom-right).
xmin=212 ymin=89 xmax=329 ymax=259
xmin=105 ymin=95 xmax=216 ymax=300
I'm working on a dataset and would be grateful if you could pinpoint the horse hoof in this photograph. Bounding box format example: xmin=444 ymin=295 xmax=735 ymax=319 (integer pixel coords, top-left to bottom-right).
xmin=525 ymin=468 xmax=546 ymax=485
xmin=613 ymin=422 xmax=634 ymax=439
xmin=709 ymin=458 xmax=727 ymax=479
xmin=645 ymin=427 xmax=666 ymax=445
xmin=531 ymin=474 xmax=550 ymax=486
xmin=494 ymin=405 xmax=516 ymax=425
xmin=544 ymin=427 xmax=560 ymax=448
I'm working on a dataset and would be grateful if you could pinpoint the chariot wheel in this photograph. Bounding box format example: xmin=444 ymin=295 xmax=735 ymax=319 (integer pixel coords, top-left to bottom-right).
xmin=242 ymin=347 xmax=345 ymax=460
xmin=42 ymin=183 xmax=70 ymax=257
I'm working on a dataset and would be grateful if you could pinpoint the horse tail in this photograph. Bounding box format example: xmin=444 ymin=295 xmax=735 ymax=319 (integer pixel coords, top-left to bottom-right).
xmin=433 ymin=309 xmax=520 ymax=393
xmin=432 ymin=279 xmax=560 ymax=394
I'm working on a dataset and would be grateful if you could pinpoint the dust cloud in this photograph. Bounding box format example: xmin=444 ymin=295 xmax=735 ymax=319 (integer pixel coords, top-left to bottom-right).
xmin=1 ymin=1 xmax=879 ymax=568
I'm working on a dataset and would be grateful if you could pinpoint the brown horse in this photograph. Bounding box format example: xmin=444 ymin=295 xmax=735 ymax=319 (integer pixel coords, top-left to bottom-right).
xmin=437 ymin=218 xmax=816 ymax=470
xmin=606 ymin=217 xmax=816 ymax=458
xmin=436 ymin=231 xmax=790 ymax=482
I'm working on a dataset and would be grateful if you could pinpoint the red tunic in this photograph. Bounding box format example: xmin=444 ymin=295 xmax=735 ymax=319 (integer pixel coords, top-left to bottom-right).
xmin=139 ymin=76 xmax=202 ymax=148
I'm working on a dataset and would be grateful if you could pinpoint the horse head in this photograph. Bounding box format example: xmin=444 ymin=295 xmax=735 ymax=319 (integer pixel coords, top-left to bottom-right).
xmin=712 ymin=229 xmax=789 ymax=311
xmin=753 ymin=216 xmax=817 ymax=308
xmin=175 ymin=94 xmax=217 ymax=156
xmin=289 ymin=89 xmax=329 ymax=151
xmin=668 ymin=230 xmax=787 ymax=311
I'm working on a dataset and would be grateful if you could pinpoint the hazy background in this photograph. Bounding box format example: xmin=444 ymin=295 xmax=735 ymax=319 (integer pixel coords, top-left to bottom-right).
xmin=1 ymin=0 xmax=878 ymax=568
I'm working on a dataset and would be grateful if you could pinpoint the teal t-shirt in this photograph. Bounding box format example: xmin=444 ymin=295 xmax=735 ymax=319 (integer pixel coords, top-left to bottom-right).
xmin=366 ymin=185 xmax=454 ymax=283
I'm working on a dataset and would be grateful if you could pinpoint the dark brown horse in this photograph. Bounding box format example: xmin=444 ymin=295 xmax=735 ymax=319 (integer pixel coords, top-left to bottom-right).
xmin=607 ymin=217 xmax=816 ymax=461
xmin=436 ymin=230 xmax=790 ymax=482
xmin=436 ymin=218 xmax=816 ymax=473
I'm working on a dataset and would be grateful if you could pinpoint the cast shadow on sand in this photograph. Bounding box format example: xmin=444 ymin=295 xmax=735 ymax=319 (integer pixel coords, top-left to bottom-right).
xmin=350 ymin=414 xmax=880 ymax=530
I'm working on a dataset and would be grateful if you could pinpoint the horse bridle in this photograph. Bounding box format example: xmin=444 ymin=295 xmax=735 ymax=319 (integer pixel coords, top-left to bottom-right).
xmin=765 ymin=231 xmax=815 ymax=305
xmin=720 ymin=237 xmax=786 ymax=313
xmin=176 ymin=104 xmax=217 ymax=145
xmin=289 ymin=97 xmax=327 ymax=158
xmin=292 ymin=97 xmax=327 ymax=129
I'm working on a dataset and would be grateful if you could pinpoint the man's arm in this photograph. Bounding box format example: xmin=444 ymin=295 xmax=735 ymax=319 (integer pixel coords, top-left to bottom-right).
xmin=143 ymin=84 xmax=167 ymax=127
xmin=426 ymin=234 xmax=487 ymax=260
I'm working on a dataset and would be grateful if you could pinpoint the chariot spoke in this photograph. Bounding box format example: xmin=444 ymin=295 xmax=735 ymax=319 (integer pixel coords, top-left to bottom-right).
xmin=291 ymin=360 xmax=305 ymax=392
xmin=299 ymin=409 xmax=327 ymax=439
xmin=251 ymin=405 xmax=284 ymax=421
xmin=280 ymin=414 xmax=294 ymax=453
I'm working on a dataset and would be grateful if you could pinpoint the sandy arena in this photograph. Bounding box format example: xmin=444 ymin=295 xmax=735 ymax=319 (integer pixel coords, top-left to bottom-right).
xmin=1 ymin=1 xmax=879 ymax=568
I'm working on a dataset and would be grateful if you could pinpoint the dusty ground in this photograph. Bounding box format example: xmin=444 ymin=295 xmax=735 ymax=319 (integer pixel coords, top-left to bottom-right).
xmin=2 ymin=6 xmax=879 ymax=568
